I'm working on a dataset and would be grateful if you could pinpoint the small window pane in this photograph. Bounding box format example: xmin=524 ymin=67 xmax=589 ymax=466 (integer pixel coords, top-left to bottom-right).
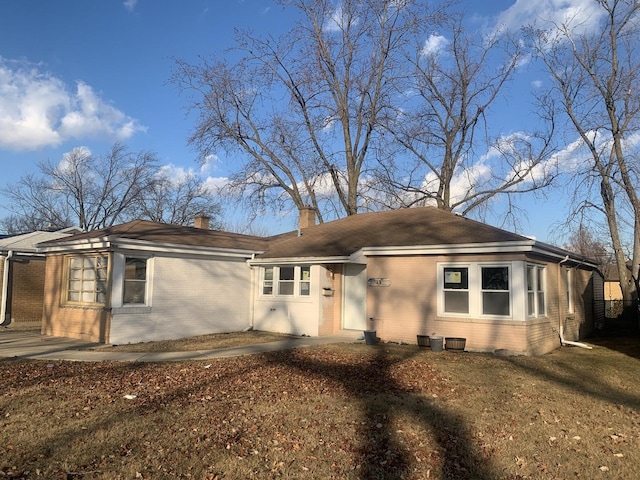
xmin=537 ymin=292 xmax=545 ymax=314
xmin=444 ymin=267 xmax=468 ymax=289
xmin=528 ymin=292 xmax=535 ymax=315
xmin=264 ymin=267 xmax=273 ymax=281
xmin=444 ymin=291 xmax=469 ymax=314
xmin=482 ymin=292 xmax=510 ymax=315
xmin=482 ymin=267 xmax=509 ymax=290
xmin=125 ymin=258 xmax=147 ymax=280
xmin=279 ymin=266 xmax=295 ymax=281
xmin=81 ymin=291 xmax=94 ymax=303
xmin=301 ymin=266 xmax=310 ymax=281
xmin=300 ymin=282 xmax=310 ymax=296
xmin=279 ymin=282 xmax=294 ymax=295
xmin=527 ymin=267 xmax=534 ymax=291
xmin=124 ymin=282 xmax=145 ymax=304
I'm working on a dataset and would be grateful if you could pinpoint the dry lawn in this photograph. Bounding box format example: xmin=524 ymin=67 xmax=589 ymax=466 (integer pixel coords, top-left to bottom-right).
xmin=2 ymin=335 xmax=640 ymax=479
xmin=93 ymin=331 xmax=294 ymax=352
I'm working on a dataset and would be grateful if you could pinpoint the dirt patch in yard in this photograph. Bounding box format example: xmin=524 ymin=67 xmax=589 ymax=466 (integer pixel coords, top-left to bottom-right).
xmin=2 ymin=340 xmax=640 ymax=479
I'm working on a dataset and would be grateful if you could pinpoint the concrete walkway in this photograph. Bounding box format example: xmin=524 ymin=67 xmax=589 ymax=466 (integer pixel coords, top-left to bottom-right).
xmin=0 ymin=329 xmax=359 ymax=363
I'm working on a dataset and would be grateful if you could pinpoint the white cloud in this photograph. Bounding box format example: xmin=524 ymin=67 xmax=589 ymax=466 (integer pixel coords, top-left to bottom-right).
xmin=531 ymin=79 xmax=543 ymax=89
xmin=123 ymin=0 xmax=137 ymax=12
xmin=0 ymin=58 xmax=145 ymax=151
xmin=495 ymin=0 xmax=606 ymax=35
xmin=201 ymin=154 xmax=220 ymax=174
xmin=157 ymin=163 xmax=229 ymax=193
xmin=421 ymin=33 xmax=449 ymax=56
xmin=203 ymin=175 xmax=230 ymax=192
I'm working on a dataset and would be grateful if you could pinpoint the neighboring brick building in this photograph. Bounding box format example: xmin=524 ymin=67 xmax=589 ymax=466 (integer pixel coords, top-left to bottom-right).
xmin=1 ymin=229 xmax=79 ymax=328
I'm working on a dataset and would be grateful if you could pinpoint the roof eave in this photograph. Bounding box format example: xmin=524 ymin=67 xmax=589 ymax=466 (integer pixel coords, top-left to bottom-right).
xmin=249 ymin=255 xmax=351 ymax=266
xmin=38 ymin=237 xmax=263 ymax=259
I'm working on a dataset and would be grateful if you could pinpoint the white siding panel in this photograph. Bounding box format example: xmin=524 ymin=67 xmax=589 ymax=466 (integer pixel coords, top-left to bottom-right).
xmin=110 ymin=255 xmax=251 ymax=344
xmin=252 ymin=265 xmax=321 ymax=336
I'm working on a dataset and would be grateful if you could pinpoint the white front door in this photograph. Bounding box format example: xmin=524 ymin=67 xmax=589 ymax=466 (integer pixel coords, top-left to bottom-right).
xmin=342 ymin=264 xmax=367 ymax=330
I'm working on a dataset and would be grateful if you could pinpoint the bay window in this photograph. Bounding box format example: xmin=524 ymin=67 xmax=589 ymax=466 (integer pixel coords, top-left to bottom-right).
xmin=439 ymin=263 xmax=513 ymax=318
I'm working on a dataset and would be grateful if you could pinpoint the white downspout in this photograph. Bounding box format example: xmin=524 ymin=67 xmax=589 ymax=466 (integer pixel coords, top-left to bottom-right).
xmin=245 ymin=256 xmax=255 ymax=331
xmin=558 ymin=255 xmax=592 ymax=349
xmin=1 ymin=250 xmax=13 ymax=326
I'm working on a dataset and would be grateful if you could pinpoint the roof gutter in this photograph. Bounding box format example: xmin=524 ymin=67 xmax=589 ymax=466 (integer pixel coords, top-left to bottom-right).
xmin=1 ymin=250 xmax=13 ymax=326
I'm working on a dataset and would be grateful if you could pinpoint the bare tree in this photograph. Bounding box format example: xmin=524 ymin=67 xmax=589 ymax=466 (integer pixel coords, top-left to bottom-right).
xmin=134 ymin=170 xmax=222 ymax=228
xmin=376 ymin=13 xmax=556 ymax=228
xmin=2 ymin=143 xmax=158 ymax=232
xmin=529 ymin=0 xmax=640 ymax=306
xmin=174 ymin=0 xmax=444 ymax=222
xmin=565 ymin=224 xmax=612 ymax=262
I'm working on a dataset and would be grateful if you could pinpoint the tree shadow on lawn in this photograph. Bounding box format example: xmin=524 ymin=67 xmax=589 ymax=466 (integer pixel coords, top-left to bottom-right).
xmin=495 ymin=345 xmax=640 ymax=413
xmin=266 ymin=345 xmax=497 ymax=480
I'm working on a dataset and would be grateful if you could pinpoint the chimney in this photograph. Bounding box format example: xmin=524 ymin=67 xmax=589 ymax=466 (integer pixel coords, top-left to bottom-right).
xmin=299 ymin=206 xmax=316 ymax=230
xmin=194 ymin=213 xmax=210 ymax=230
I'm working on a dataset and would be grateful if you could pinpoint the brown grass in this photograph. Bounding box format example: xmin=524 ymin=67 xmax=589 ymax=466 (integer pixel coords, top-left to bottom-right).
xmin=2 ymin=336 xmax=640 ymax=479
xmin=93 ymin=330 xmax=294 ymax=352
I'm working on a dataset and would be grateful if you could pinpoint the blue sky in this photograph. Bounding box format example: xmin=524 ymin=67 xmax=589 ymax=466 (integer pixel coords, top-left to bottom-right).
xmin=0 ymin=0 xmax=601 ymax=243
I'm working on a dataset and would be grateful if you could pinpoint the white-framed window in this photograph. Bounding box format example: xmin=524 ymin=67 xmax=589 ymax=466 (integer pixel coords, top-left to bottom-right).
xmin=439 ymin=263 xmax=513 ymax=318
xmin=443 ymin=266 xmax=469 ymax=314
xmin=262 ymin=266 xmax=311 ymax=297
xmin=527 ymin=265 xmax=546 ymax=317
xmin=481 ymin=266 xmax=511 ymax=316
xmin=300 ymin=266 xmax=311 ymax=295
xmin=65 ymin=254 xmax=108 ymax=305
xmin=566 ymin=268 xmax=574 ymax=314
xmin=123 ymin=257 xmax=148 ymax=305
xmin=262 ymin=267 xmax=274 ymax=295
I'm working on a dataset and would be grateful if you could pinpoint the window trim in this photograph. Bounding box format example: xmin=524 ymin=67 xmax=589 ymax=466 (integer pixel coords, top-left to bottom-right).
xmin=566 ymin=268 xmax=574 ymax=314
xmin=527 ymin=264 xmax=546 ymax=318
xmin=480 ymin=265 xmax=511 ymax=316
xmin=63 ymin=253 xmax=110 ymax=307
xmin=261 ymin=265 xmax=312 ymax=298
xmin=438 ymin=262 xmax=514 ymax=319
xmin=442 ymin=266 xmax=470 ymax=315
xmin=123 ymin=256 xmax=149 ymax=306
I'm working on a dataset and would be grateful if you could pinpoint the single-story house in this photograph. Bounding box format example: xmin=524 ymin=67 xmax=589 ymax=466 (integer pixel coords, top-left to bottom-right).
xmin=37 ymin=207 xmax=602 ymax=355
xmin=1 ymin=228 xmax=79 ymax=327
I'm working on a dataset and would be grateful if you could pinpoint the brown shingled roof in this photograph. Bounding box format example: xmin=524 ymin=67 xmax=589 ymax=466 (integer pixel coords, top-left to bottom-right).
xmin=259 ymin=207 xmax=530 ymax=259
xmin=39 ymin=219 xmax=271 ymax=252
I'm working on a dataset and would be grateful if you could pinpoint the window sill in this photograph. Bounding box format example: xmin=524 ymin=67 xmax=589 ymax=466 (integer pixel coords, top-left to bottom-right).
xmin=112 ymin=306 xmax=152 ymax=315
xmin=62 ymin=303 xmax=106 ymax=310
